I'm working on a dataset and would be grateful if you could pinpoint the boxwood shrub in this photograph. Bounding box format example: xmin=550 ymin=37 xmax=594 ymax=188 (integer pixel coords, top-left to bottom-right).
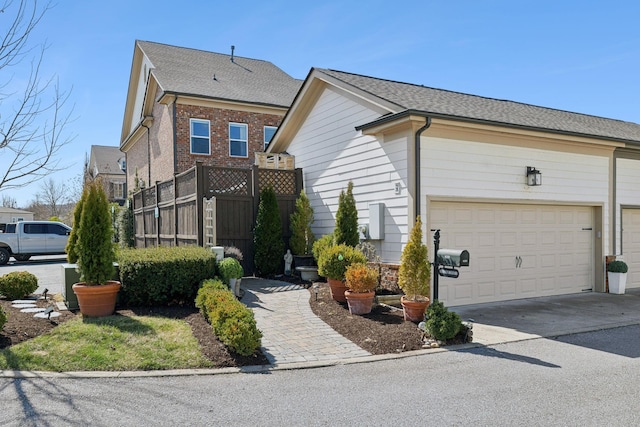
xmin=118 ymin=246 xmax=217 ymax=306
xmin=0 ymin=271 xmax=38 ymax=300
xmin=195 ymin=279 xmax=262 ymax=356
xmin=425 ymin=300 xmax=462 ymax=341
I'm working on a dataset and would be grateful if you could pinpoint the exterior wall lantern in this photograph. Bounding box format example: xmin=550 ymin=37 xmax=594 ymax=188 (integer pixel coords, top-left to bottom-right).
xmin=526 ymin=166 xmax=542 ymax=186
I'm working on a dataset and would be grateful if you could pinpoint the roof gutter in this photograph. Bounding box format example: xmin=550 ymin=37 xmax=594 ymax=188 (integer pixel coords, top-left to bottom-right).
xmin=414 ymin=116 xmax=431 ymax=218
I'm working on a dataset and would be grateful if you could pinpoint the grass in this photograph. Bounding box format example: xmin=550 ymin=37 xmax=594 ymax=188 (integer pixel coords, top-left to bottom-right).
xmin=0 ymin=315 xmax=215 ymax=372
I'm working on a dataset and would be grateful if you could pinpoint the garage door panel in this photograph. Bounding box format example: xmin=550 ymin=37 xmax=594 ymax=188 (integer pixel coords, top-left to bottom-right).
xmin=431 ymin=202 xmax=593 ymax=306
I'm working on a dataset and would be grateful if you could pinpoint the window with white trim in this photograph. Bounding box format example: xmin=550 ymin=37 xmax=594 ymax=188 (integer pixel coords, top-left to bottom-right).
xmin=190 ymin=119 xmax=210 ymax=155
xmin=264 ymin=126 xmax=277 ymax=149
xmin=113 ymin=182 xmax=125 ymax=199
xmin=229 ymin=123 xmax=248 ymax=157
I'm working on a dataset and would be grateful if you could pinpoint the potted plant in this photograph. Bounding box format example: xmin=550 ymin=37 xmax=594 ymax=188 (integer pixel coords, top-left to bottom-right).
xmin=219 ymin=257 xmax=244 ymax=297
xmin=317 ymin=244 xmax=367 ymax=302
xmin=344 ymin=262 xmax=378 ymax=315
xmin=398 ymin=216 xmax=431 ymax=322
xmin=607 ymin=259 xmax=628 ymax=294
xmin=72 ymin=179 xmax=121 ymax=317
xmin=289 ymin=189 xmax=316 ymax=269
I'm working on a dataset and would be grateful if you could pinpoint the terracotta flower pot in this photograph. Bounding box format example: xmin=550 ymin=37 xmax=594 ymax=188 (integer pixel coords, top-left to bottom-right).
xmin=72 ymin=280 xmax=121 ymax=317
xmin=328 ymin=278 xmax=347 ymax=302
xmin=345 ymin=290 xmax=375 ymax=315
xmin=401 ymin=296 xmax=430 ymax=323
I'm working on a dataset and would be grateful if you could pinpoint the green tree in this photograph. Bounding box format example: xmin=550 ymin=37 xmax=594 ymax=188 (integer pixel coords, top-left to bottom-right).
xmin=289 ymin=190 xmax=315 ymax=255
xmin=334 ymin=181 xmax=359 ymax=247
xmin=66 ymin=185 xmax=87 ymax=263
xmin=76 ymin=180 xmax=115 ymax=285
xmin=398 ymin=216 xmax=431 ymax=301
xmin=253 ymin=186 xmax=284 ymax=276
xmin=118 ymin=200 xmax=135 ymax=248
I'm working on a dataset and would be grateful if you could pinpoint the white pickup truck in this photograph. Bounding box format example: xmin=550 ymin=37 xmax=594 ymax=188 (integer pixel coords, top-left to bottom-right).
xmin=0 ymin=221 xmax=71 ymax=265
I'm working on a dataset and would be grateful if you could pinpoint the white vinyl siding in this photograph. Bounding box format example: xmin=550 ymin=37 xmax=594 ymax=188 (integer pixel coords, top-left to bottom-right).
xmin=190 ymin=119 xmax=210 ymax=155
xmin=284 ymin=86 xmax=406 ymax=263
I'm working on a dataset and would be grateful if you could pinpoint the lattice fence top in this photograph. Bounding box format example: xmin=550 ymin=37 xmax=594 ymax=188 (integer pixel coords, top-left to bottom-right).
xmin=142 ymin=187 xmax=156 ymax=206
xmin=206 ymin=167 xmax=251 ymax=196
xmin=176 ymin=168 xmax=196 ymax=198
xmin=258 ymin=169 xmax=297 ymax=195
xmin=158 ymin=181 xmax=175 ymax=203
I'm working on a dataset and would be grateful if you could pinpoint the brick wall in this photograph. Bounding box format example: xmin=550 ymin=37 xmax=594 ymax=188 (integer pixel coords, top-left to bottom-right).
xmin=175 ymin=104 xmax=284 ymax=174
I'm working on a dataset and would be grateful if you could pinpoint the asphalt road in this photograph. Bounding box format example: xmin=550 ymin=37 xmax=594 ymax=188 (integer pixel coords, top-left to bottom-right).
xmin=2 ymin=325 xmax=640 ymax=426
xmin=0 ymin=256 xmax=67 ymax=295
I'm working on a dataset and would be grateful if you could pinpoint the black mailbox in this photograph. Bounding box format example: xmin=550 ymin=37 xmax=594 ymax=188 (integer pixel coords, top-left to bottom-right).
xmin=437 ymin=249 xmax=470 ymax=268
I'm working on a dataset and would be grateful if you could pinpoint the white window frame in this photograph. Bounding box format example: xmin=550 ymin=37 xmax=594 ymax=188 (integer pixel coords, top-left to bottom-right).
xmin=229 ymin=122 xmax=248 ymax=158
xmin=113 ymin=182 xmax=125 ymax=199
xmin=264 ymin=126 xmax=277 ymax=149
xmin=190 ymin=118 xmax=211 ymax=155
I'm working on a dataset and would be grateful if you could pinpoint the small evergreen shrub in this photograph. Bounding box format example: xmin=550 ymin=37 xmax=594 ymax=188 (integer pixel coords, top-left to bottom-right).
xmin=118 ymin=246 xmax=217 ymax=306
xmin=0 ymin=306 xmax=6 ymax=330
xmin=398 ymin=216 xmax=431 ymax=301
xmin=218 ymin=257 xmax=244 ymax=285
xmin=289 ymin=190 xmax=315 ymax=255
xmin=334 ymin=181 xmax=359 ymax=247
xmin=118 ymin=200 xmax=135 ymax=248
xmin=253 ymin=186 xmax=285 ymax=276
xmin=195 ymin=280 xmax=262 ymax=356
xmin=312 ymin=234 xmax=334 ymax=264
xmin=66 ymin=185 xmax=87 ymax=263
xmin=345 ymin=262 xmax=378 ymax=293
xmin=607 ymin=260 xmax=628 ymax=273
xmin=425 ymin=301 xmax=462 ymax=341
xmin=317 ymin=244 xmax=367 ymax=280
xmin=0 ymin=271 xmax=38 ymax=300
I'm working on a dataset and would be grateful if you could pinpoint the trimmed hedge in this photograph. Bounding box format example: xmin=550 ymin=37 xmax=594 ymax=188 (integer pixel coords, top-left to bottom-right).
xmin=196 ymin=279 xmax=262 ymax=356
xmin=0 ymin=271 xmax=38 ymax=300
xmin=118 ymin=246 xmax=217 ymax=306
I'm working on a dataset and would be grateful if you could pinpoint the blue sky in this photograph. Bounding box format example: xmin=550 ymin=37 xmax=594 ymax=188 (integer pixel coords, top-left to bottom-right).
xmin=2 ymin=0 xmax=639 ymax=208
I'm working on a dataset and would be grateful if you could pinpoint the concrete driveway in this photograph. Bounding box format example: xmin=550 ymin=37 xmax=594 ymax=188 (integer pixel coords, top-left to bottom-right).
xmin=452 ymin=288 xmax=640 ymax=346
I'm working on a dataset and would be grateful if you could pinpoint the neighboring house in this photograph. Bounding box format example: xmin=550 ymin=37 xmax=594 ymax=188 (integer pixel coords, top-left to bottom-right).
xmin=0 ymin=207 xmax=34 ymax=229
xmin=119 ymin=40 xmax=302 ymax=188
xmin=87 ymin=145 xmax=127 ymax=206
xmin=268 ymin=68 xmax=640 ymax=306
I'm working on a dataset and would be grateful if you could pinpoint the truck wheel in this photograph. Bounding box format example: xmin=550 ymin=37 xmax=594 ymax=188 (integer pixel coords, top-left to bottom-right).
xmin=0 ymin=248 xmax=9 ymax=265
xmin=13 ymin=254 xmax=31 ymax=262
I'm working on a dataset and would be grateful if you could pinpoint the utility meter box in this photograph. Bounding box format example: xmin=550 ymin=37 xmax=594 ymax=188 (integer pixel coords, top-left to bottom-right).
xmin=368 ymin=203 xmax=385 ymax=240
xmin=437 ymin=249 xmax=470 ymax=268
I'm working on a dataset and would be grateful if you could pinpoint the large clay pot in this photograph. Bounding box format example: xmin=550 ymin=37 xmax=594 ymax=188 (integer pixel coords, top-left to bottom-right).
xmin=327 ymin=278 xmax=348 ymax=302
xmin=72 ymin=280 xmax=121 ymax=317
xmin=345 ymin=290 xmax=375 ymax=315
xmin=401 ymin=296 xmax=430 ymax=323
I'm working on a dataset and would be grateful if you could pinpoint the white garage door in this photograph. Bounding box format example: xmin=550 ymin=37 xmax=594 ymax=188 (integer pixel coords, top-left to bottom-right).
xmin=622 ymin=209 xmax=640 ymax=289
xmin=429 ymin=202 xmax=594 ymax=306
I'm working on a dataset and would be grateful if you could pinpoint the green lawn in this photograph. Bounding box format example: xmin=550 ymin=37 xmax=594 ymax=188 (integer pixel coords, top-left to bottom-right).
xmin=0 ymin=315 xmax=214 ymax=372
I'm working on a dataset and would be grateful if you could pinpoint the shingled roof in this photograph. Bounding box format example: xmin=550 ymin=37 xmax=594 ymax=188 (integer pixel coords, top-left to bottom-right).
xmin=137 ymin=41 xmax=302 ymax=108
xmin=316 ymin=69 xmax=640 ymax=144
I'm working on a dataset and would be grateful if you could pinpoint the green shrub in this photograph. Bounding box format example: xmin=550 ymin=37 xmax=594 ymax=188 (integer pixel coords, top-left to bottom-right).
xmin=425 ymin=301 xmax=462 ymax=341
xmin=253 ymin=186 xmax=284 ymax=276
xmin=607 ymin=260 xmax=628 ymax=273
xmin=195 ymin=281 xmax=262 ymax=356
xmin=312 ymin=234 xmax=334 ymax=264
xmin=0 ymin=306 xmax=7 ymax=330
xmin=289 ymin=190 xmax=315 ymax=255
xmin=317 ymin=244 xmax=367 ymax=280
xmin=218 ymin=258 xmax=244 ymax=285
xmin=66 ymin=185 xmax=87 ymax=264
xmin=334 ymin=181 xmax=359 ymax=247
xmin=0 ymin=271 xmax=38 ymax=300
xmin=398 ymin=216 xmax=431 ymax=301
xmin=118 ymin=246 xmax=217 ymax=306
xmin=118 ymin=200 xmax=135 ymax=248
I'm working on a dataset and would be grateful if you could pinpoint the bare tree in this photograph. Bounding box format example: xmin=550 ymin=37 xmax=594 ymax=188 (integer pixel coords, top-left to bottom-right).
xmin=36 ymin=176 xmax=67 ymax=218
xmin=1 ymin=193 xmax=17 ymax=208
xmin=0 ymin=0 xmax=74 ymax=191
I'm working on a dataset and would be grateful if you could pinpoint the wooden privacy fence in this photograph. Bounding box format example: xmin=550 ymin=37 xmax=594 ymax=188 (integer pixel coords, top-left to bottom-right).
xmin=132 ymin=162 xmax=303 ymax=273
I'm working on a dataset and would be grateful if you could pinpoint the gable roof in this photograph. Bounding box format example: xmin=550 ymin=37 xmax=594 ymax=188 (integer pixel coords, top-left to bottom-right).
xmin=312 ymin=68 xmax=640 ymax=144
xmin=137 ymin=41 xmax=303 ymax=108
xmin=90 ymin=145 xmax=125 ymax=176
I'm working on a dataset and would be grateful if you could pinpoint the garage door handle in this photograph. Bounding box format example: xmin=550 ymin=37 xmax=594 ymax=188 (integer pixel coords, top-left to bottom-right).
xmin=515 ymin=256 xmax=522 ymax=268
